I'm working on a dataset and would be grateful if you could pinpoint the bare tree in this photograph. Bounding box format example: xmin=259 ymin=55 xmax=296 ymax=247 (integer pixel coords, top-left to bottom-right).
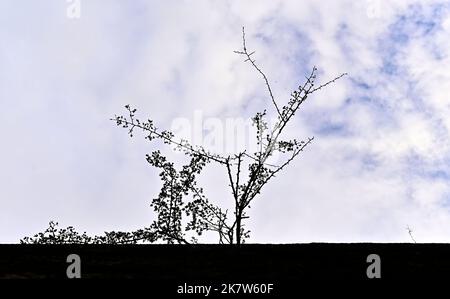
xmin=22 ymin=28 xmax=346 ymax=245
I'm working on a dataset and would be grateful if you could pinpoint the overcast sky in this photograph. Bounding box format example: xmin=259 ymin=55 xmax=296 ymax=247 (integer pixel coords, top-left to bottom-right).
xmin=1 ymin=0 xmax=450 ymax=243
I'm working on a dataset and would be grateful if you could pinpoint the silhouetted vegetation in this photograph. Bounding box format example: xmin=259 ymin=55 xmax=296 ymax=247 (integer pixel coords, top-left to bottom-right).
xmin=22 ymin=28 xmax=346 ymax=245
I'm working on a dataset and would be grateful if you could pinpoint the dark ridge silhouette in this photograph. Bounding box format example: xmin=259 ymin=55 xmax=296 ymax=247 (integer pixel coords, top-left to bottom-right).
xmin=1 ymin=244 xmax=449 ymax=280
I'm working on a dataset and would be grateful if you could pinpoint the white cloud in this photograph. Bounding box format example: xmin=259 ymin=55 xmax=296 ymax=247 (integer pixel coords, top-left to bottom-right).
xmin=1 ymin=0 xmax=450 ymax=243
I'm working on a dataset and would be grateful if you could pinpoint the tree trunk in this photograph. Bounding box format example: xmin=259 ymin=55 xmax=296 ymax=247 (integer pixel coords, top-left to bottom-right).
xmin=236 ymin=209 xmax=242 ymax=245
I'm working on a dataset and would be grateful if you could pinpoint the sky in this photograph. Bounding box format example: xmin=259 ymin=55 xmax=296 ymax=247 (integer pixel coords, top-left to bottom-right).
xmin=1 ymin=0 xmax=450 ymax=243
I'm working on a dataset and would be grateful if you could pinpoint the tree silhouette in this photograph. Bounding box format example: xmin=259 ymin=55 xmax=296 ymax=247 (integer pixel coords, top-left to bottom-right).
xmin=22 ymin=28 xmax=346 ymax=245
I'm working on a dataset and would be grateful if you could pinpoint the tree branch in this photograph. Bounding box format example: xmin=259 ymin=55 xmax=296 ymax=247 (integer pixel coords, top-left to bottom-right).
xmin=234 ymin=27 xmax=282 ymax=118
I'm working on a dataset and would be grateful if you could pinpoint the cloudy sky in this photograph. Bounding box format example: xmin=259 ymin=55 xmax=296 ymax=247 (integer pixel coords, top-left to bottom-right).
xmin=1 ymin=0 xmax=450 ymax=243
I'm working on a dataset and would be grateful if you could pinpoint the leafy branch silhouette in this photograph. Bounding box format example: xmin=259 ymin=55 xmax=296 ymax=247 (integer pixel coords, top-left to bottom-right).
xmin=22 ymin=28 xmax=346 ymax=245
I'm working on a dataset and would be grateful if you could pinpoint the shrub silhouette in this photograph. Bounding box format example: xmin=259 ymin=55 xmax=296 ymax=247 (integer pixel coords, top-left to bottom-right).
xmin=22 ymin=28 xmax=346 ymax=245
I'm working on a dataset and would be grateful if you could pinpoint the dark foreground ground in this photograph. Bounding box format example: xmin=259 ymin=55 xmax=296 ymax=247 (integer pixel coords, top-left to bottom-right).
xmin=0 ymin=244 xmax=448 ymax=294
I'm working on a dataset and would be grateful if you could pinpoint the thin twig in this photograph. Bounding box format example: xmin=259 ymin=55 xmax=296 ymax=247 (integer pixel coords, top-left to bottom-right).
xmin=311 ymin=72 xmax=348 ymax=93
xmin=244 ymin=137 xmax=314 ymax=208
xmin=112 ymin=117 xmax=228 ymax=165
xmin=406 ymin=225 xmax=417 ymax=244
xmin=234 ymin=27 xmax=282 ymax=118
